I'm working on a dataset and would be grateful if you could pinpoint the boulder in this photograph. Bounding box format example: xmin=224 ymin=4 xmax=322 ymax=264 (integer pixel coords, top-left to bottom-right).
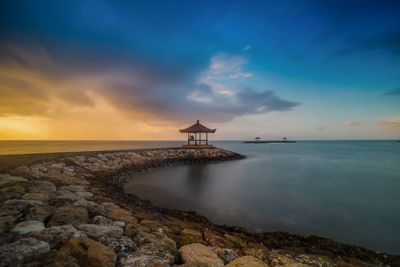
xmin=177 ymin=228 xmax=205 ymax=247
xmin=0 ymin=238 xmax=50 ymax=266
xmin=225 ymin=255 xmax=269 ymax=267
xmin=92 ymin=215 xmax=113 ymax=225
xmin=179 ymin=243 xmax=224 ymax=267
xmin=268 ymin=251 xmax=308 ymax=267
xmin=22 ymin=192 xmax=54 ymax=201
xmin=139 ymin=219 xmax=165 ymax=232
xmin=48 ymin=205 xmax=89 ymax=227
xmin=120 ymin=253 xmax=171 ymax=267
xmin=78 ymin=224 xmax=124 ymax=240
xmin=56 ymin=237 xmax=117 ymax=267
xmin=204 ymin=228 xmax=234 ymax=248
xmin=12 ymin=220 xmax=45 ymax=236
xmin=224 ymin=234 xmax=248 ymax=248
xmin=32 ymin=224 xmax=84 ymax=248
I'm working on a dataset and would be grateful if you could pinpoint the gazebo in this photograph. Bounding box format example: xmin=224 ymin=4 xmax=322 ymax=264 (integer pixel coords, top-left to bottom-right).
xmin=179 ymin=120 xmax=216 ymax=148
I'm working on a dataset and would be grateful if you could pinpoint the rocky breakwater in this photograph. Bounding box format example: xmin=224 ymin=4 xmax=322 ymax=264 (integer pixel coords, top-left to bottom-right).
xmin=0 ymin=147 xmax=398 ymax=267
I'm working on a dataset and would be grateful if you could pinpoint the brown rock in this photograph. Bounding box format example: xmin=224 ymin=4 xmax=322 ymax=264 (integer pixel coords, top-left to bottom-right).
xmin=48 ymin=205 xmax=89 ymax=227
xmin=125 ymin=222 xmax=151 ymax=239
xmin=243 ymin=243 xmax=271 ymax=261
xmin=225 ymin=255 xmax=269 ymax=267
xmin=179 ymin=243 xmax=224 ymax=267
xmin=140 ymin=219 xmax=165 ymax=232
xmin=204 ymin=228 xmax=234 ymax=248
xmin=56 ymin=237 xmax=117 ymax=267
xmin=177 ymin=228 xmax=205 ymax=247
xmin=224 ymin=234 xmax=248 ymax=248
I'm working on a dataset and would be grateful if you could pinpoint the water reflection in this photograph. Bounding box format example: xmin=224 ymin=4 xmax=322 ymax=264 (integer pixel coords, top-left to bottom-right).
xmin=184 ymin=164 xmax=209 ymax=197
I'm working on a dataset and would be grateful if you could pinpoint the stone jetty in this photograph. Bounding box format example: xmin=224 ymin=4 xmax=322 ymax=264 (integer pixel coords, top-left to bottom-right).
xmin=0 ymin=148 xmax=398 ymax=266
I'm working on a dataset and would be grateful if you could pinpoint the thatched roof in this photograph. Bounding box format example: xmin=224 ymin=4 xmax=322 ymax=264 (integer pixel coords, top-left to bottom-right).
xmin=179 ymin=120 xmax=216 ymax=133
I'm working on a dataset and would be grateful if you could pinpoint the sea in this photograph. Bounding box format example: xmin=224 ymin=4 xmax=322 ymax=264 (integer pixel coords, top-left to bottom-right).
xmin=1 ymin=140 xmax=399 ymax=254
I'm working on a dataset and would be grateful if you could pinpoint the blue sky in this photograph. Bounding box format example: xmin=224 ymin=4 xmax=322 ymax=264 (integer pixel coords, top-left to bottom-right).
xmin=0 ymin=0 xmax=399 ymax=139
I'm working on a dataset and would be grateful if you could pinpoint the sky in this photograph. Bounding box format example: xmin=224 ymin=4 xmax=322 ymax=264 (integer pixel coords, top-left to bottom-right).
xmin=0 ymin=0 xmax=399 ymax=140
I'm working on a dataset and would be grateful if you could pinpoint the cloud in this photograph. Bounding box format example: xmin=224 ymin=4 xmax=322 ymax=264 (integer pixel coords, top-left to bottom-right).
xmin=342 ymin=120 xmax=367 ymax=128
xmin=384 ymin=88 xmax=400 ymax=96
xmin=377 ymin=116 xmax=400 ymax=131
xmin=242 ymin=45 xmax=252 ymax=52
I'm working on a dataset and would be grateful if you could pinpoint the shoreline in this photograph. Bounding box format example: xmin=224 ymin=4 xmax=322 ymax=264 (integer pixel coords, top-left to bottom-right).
xmin=0 ymin=147 xmax=399 ymax=266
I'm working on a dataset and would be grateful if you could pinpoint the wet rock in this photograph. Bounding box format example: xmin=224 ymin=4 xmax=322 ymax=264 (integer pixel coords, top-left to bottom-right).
xmin=55 ymin=237 xmax=117 ymax=267
xmin=95 ymin=202 xmax=135 ymax=223
xmin=99 ymin=236 xmax=137 ymax=256
xmin=179 ymin=243 xmax=224 ymax=267
xmin=225 ymin=255 xmax=269 ymax=267
xmin=48 ymin=205 xmax=89 ymax=227
xmin=0 ymin=174 xmax=29 ymax=186
xmin=177 ymin=228 xmax=205 ymax=247
xmin=0 ymin=238 xmax=50 ymax=266
xmin=32 ymin=224 xmax=84 ymax=248
xmin=12 ymin=220 xmax=45 ymax=236
xmin=28 ymin=180 xmax=57 ymax=193
xmin=78 ymin=224 xmax=124 ymax=240
xmin=25 ymin=205 xmax=55 ymax=221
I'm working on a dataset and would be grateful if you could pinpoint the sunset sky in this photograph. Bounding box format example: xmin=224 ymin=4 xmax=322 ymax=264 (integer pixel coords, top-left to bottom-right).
xmin=0 ymin=0 xmax=399 ymax=140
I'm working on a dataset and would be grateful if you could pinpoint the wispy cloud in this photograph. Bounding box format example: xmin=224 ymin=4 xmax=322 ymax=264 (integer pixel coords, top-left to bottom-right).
xmin=377 ymin=116 xmax=400 ymax=131
xmin=342 ymin=120 xmax=367 ymax=128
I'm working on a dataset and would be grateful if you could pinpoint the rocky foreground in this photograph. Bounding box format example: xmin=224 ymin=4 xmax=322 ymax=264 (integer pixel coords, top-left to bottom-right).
xmin=0 ymin=148 xmax=399 ymax=267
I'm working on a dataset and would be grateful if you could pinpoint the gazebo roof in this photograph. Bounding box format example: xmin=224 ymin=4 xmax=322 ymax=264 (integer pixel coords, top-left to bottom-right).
xmin=179 ymin=120 xmax=216 ymax=133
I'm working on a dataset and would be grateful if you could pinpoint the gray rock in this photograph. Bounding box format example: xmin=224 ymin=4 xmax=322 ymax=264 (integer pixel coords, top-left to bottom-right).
xmin=4 ymin=199 xmax=45 ymax=207
xmin=78 ymin=224 xmax=124 ymax=240
xmin=92 ymin=215 xmax=113 ymax=225
xmin=12 ymin=220 xmax=45 ymax=236
xmin=25 ymin=205 xmax=55 ymax=221
xmin=210 ymin=247 xmax=239 ymax=264
xmin=50 ymin=163 xmax=65 ymax=170
xmin=120 ymin=253 xmax=171 ymax=267
xmin=32 ymin=224 xmax=84 ymax=248
xmin=0 ymin=238 xmax=50 ymax=266
xmin=47 ymin=205 xmax=89 ymax=227
xmin=59 ymin=185 xmax=85 ymax=192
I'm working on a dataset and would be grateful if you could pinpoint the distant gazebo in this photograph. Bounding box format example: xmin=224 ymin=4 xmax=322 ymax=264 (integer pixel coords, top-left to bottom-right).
xmin=179 ymin=120 xmax=216 ymax=148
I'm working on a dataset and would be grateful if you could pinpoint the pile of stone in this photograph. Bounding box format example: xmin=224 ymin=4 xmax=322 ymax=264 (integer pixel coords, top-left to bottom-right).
xmin=0 ymin=148 xmax=391 ymax=266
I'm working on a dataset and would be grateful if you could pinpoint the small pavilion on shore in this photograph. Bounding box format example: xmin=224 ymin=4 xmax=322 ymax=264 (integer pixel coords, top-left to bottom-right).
xmin=179 ymin=120 xmax=216 ymax=148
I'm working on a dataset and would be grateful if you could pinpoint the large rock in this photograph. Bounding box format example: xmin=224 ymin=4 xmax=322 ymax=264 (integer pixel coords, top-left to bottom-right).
xmin=224 ymin=234 xmax=248 ymax=248
xmin=32 ymin=224 xmax=84 ymax=248
xmin=93 ymin=202 xmax=135 ymax=223
xmin=120 ymin=253 xmax=170 ymax=267
xmin=55 ymin=237 xmax=117 ymax=267
xmin=0 ymin=238 xmax=50 ymax=266
xmin=179 ymin=243 xmax=224 ymax=267
xmin=204 ymin=228 xmax=234 ymax=248
xmin=209 ymin=247 xmax=239 ymax=264
xmin=225 ymin=255 xmax=269 ymax=267
xmin=48 ymin=205 xmax=89 ymax=227
xmin=12 ymin=220 xmax=45 ymax=236
xmin=22 ymin=192 xmax=54 ymax=201
xmin=78 ymin=224 xmax=124 ymax=240
xmin=125 ymin=222 xmax=151 ymax=239
xmin=177 ymin=228 xmax=205 ymax=247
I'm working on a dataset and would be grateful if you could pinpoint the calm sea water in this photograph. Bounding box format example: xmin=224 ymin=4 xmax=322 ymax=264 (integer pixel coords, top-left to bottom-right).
xmin=123 ymin=141 xmax=400 ymax=254
xmin=1 ymin=140 xmax=399 ymax=254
